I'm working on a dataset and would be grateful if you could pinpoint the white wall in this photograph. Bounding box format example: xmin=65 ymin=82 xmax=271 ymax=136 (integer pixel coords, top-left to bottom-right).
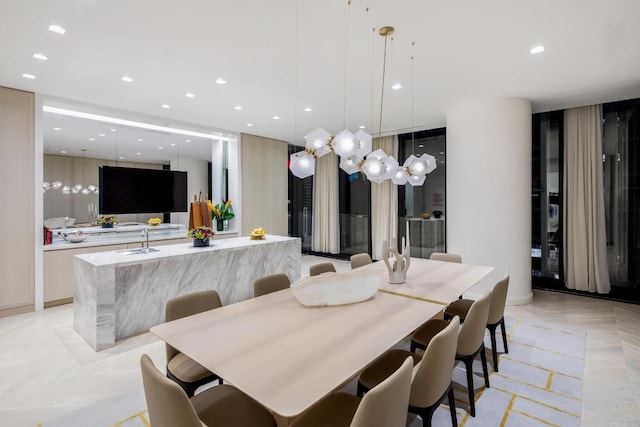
xmin=447 ymin=98 xmax=533 ymax=305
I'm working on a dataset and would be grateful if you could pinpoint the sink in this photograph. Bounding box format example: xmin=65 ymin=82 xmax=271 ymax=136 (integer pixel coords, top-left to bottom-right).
xmin=117 ymin=248 xmax=160 ymax=255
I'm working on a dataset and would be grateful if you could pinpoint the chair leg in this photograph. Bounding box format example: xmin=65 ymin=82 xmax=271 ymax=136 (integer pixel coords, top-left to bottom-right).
xmin=447 ymin=385 xmax=458 ymax=427
xmin=463 ymin=358 xmax=476 ymax=417
xmin=500 ymin=317 xmax=509 ymax=354
xmin=488 ymin=324 xmax=499 ymax=372
xmin=480 ymin=344 xmax=490 ymax=388
xmin=356 ymin=380 xmax=368 ymax=398
xmin=410 ymin=340 xmax=424 ymax=353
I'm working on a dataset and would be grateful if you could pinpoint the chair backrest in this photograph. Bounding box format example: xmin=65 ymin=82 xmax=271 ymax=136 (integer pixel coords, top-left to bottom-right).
xmin=350 ymin=356 xmax=413 ymax=427
xmin=254 ymin=273 xmax=291 ymax=297
xmin=165 ymin=290 xmax=223 ymax=361
xmin=429 ymin=252 xmax=462 ymax=263
xmin=140 ymin=354 xmax=203 ymax=427
xmin=350 ymin=253 xmax=372 ymax=269
xmin=309 ymin=262 xmax=336 ymax=276
xmin=488 ymin=275 xmax=509 ymax=325
xmin=409 ymin=316 xmax=461 ymax=408
xmin=457 ymin=290 xmax=492 ymax=356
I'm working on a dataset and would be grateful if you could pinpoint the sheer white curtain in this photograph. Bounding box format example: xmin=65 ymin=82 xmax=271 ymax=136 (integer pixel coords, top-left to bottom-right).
xmin=312 ymin=152 xmax=340 ymax=254
xmin=371 ymin=135 xmax=398 ymax=260
xmin=564 ymin=104 xmax=610 ymax=293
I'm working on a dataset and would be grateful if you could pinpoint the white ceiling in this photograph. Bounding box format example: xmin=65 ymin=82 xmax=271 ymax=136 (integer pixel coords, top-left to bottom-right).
xmin=2 ymin=0 xmax=640 ymax=154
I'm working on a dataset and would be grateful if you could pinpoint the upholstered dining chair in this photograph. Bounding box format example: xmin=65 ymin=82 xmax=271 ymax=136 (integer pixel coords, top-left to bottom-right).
xmin=411 ymin=291 xmax=492 ymax=417
xmin=290 ymin=356 xmax=413 ymax=427
xmin=165 ymin=290 xmax=223 ymax=397
xmin=309 ymin=261 xmax=336 ymax=276
xmin=357 ymin=317 xmax=461 ymax=427
xmin=444 ymin=275 xmax=510 ymax=371
xmin=253 ymin=273 xmax=291 ymax=297
xmin=141 ymin=354 xmax=276 ymax=427
xmin=350 ymin=253 xmax=372 ymax=269
xmin=429 ymin=252 xmax=462 ymax=263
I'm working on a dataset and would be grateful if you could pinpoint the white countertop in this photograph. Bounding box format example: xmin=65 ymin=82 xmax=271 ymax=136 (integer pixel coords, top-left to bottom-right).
xmin=75 ymin=235 xmax=298 ymax=266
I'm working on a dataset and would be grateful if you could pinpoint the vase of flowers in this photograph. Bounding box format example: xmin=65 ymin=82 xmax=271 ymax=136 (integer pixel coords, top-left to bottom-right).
xmin=209 ymin=200 xmax=235 ymax=232
xmin=187 ymin=226 xmax=215 ymax=247
xmin=98 ymin=215 xmax=119 ymax=228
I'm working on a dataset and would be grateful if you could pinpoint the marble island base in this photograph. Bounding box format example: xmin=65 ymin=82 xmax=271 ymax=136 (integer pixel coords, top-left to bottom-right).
xmin=73 ymin=235 xmax=301 ymax=351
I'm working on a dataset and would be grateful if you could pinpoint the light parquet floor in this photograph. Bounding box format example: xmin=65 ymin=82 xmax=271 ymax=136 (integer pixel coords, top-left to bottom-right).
xmin=0 ymin=255 xmax=638 ymax=426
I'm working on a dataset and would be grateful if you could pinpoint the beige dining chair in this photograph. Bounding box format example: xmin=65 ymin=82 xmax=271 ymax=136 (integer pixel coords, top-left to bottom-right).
xmin=357 ymin=317 xmax=461 ymax=427
xmin=165 ymin=290 xmax=223 ymax=397
xmin=254 ymin=273 xmax=291 ymax=297
xmin=429 ymin=252 xmax=462 ymax=263
xmin=350 ymin=253 xmax=372 ymax=269
xmin=309 ymin=261 xmax=336 ymax=276
xmin=411 ymin=291 xmax=492 ymax=417
xmin=290 ymin=356 xmax=413 ymax=427
xmin=141 ymin=354 xmax=276 ymax=427
xmin=444 ymin=275 xmax=510 ymax=371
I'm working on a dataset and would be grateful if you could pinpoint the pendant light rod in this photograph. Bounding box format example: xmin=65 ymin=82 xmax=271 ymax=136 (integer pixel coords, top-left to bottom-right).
xmin=377 ymin=26 xmax=394 ymax=138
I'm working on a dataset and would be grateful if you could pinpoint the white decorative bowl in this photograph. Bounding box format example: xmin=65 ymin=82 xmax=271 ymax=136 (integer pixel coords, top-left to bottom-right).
xmin=290 ymin=269 xmax=383 ymax=307
xmin=66 ymin=232 xmax=86 ymax=243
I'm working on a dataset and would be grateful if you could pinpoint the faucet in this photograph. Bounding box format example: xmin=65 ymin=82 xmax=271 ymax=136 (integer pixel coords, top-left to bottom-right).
xmin=63 ymin=216 xmax=70 ymax=230
xmin=141 ymin=226 xmax=149 ymax=252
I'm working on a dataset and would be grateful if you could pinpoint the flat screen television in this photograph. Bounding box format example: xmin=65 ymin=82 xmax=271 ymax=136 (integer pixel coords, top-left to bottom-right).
xmin=99 ymin=166 xmax=188 ymax=214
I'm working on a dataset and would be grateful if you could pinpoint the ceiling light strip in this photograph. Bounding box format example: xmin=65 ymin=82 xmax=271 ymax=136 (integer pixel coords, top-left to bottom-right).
xmin=42 ymin=106 xmax=231 ymax=141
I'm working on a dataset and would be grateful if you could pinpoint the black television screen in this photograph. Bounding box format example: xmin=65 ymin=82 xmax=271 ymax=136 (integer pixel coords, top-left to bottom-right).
xmin=99 ymin=166 xmax=187 ymax=214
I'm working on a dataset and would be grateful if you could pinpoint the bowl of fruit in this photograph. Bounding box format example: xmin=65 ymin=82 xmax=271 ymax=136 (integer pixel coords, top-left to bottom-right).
xmin=148 ymin=218 xmax=162 ymax=226
xmin=250 ymin=227 xmax=266 ymax=240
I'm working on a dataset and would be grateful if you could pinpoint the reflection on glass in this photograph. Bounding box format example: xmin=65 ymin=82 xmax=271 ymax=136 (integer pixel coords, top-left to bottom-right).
xmin=339 ymin=171 xmax=371 ymax=255
xmin=398 ymin=129 xmax=446 ymax=259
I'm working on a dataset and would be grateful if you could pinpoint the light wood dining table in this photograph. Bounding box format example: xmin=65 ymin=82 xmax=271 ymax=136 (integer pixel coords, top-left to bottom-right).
xmin=150 ymin=257 xmax=493 ymax=426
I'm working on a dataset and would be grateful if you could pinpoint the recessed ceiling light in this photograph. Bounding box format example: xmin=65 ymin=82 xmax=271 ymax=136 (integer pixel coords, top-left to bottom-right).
xmin=273 ymin=115 xmax=280 ymax=120
xmin=185 ymin=92 xmax=195 ymax=98
xmin=530 ymin=45 xmax=545 ymax=54
xmin=170 ymin=143 xmax=176 ymax=146
xmin=110 ymin=128 xmax=117 ymax=132
xmin=98 ymin=133 xmax=105 ymax=137
xmin=158 ymin=146 xmax=164 ymax=150
xmin=136 ymin=152 xmax=141 ymax=155
xmin=185 ymin=139 xmax=191 ymax=142
xmin=22 ymin=73 xmax=35 ymax=79
xmin=359 ymin=125 xmax=366 ymax=129
xmin=439 ymin=151 xmax=445 ymax=155
xmin=60 ymin=150 xmax=67 ymax=154
xmin=234 ymin=105 xmax=243 ymax=110
xmin=53 ymin=127 xmax=61 ymax=131
xmin=246 ymin=123 xmax=254 ymax=127
xmin=304 ymin=107 xmax=312 ymax=112
xmin=418 ymin=144 xmax=424 ymax=148
xmin=138 ymin=139 xmax=144 ymax=142
xmin=33 ymin=53 xmax=48 ymax=61
xmin=215 ymin=78 xmax=227 ymax=85
xmin=119 ymin=156 xmax=125 ymax=160
xmin=121 ymin=76 xmax=133 ymax=82
xmin=391 ymin=83 xmax=402 ymax=90
xmin=161 ymin=104 xmax=171 ymax=109
xmin=88 ymin=138 xmax=95 ymax=141
xmin=48 ymin=24 xmax=66 ymax=34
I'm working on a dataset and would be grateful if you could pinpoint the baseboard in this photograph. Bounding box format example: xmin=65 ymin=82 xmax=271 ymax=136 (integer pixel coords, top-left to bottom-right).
xmin=44 ymin=297 xmax=73 ymax=308
xmin=0 ymin=304 xmax=35 ymax=318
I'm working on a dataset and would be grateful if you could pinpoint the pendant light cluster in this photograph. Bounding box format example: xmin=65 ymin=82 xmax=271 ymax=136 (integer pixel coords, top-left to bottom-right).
xmin=43 ymin=149 xmax=99 ymax=195
xmin=289 ymin=26 xmax=437 ymax=186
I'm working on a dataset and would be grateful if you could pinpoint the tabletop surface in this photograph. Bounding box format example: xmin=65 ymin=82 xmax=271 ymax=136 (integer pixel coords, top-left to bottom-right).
xmin=150 ymin=258 xmax=494 ymax=418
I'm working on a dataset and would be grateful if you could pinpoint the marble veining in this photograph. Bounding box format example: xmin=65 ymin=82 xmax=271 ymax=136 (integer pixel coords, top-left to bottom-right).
xmin=73 ymin=236 xmax=301 ymax=350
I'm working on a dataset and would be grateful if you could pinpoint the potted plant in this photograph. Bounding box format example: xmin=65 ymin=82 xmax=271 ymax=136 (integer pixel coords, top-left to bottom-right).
xmin=187 ymin=226 xmax=215 ymax=247
xmin=98 ymin=215 xmax=119 ymax=228
xmin=209 ymin=200 xmax=235 ymax=231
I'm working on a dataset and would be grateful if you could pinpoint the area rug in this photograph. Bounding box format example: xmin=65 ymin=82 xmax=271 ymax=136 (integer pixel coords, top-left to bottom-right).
xmin=429 ymin=316 xmax=585 ymax=427
xmin=41 ymin=317 xmax=585 ymax=427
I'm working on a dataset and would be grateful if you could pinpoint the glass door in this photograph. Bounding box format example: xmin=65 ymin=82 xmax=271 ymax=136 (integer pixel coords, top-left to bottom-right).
xmin=288 ymin=145 xmax=313 ymax=254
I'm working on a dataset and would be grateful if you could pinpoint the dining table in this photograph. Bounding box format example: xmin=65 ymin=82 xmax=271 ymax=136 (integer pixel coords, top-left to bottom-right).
xmin=150 ymin=257 xmax=493 ymax=426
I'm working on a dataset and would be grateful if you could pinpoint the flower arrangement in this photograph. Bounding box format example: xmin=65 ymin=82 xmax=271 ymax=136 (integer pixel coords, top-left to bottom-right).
xmin=187 ymin=226 xmax=216 ymax=241
xmin=98 ymin=215 xmax=119 ymax=225
xmin=208 ymin=200 xmax=235 ymax=221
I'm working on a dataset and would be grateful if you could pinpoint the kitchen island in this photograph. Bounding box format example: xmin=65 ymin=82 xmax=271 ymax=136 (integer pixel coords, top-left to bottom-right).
xmin=73 ymin=235 xmax=301 ymax=351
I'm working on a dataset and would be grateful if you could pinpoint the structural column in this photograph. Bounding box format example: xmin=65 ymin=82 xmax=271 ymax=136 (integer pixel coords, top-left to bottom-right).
xmin=446 ymin=98 xmax=532 ymax=304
